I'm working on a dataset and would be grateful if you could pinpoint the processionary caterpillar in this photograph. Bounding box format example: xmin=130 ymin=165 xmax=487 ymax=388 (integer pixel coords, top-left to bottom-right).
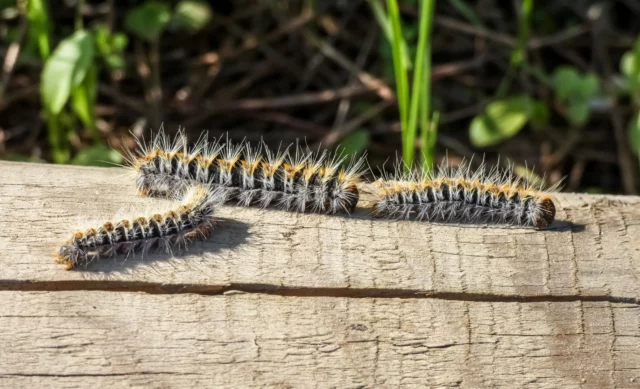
xmin=55 ymin=130 xmax=560 ymax=269
xmin=56 ymin=185 xmax=222 ymax=269
xmin=126 ymin=130 xmax=367 ymax=214
xmin=372 ymin=160 xmax=558 ymax=229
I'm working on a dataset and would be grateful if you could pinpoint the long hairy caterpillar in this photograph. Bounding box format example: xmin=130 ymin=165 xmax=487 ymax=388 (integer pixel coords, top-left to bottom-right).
xmin=56 ymin=185 xmax=221 ymax=270
xmin=372 ymin=160 xmax=559 ymax=229
xmin=125 ymin=130 xmax=366 ymax=214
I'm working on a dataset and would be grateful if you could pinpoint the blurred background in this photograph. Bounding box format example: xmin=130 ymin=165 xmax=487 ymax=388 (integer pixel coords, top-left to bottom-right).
xmin=1 ymin=0 xmax=639 ymax=194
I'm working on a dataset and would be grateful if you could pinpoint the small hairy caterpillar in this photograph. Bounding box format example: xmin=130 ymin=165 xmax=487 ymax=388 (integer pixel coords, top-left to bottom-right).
xmin=56 ymin=185 xmax=221 ymax=270
xmin=373 ymin=160 xmax=558 ymax=229
xmin=125 ymin=130 xmax=366 ymax=214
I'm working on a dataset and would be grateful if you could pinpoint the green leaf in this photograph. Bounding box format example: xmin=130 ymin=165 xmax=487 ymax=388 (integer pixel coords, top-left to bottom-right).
xmin=578 ymin=74 xmax=600 ymax=99
xmin=125 ymin=2 xmax=171 ymax=42
xmin=26 ymin=0 xmax=51 ymax=59
xmin=111 ymin=33 xmax=129 ymax=51
xmin=621 ymin=52 xmax=636 ymax=77
xmin=337 ymin=129 xmax=370 ymax=156
xmin=71 ymin=65 xmax=98 ymax=134
xmin=620 ymin=41 xmax=640 ymax=97
xmin=71 ymin=144 xmax=123 ymax=167
xmin=40 ymin=30 xmax=95 ymax=114
xmin=530 ymin=100 xmax=550 ymax=127
xmin=566 ymin=101 xmax=590 ymax=127
xmin=552 ymin=66 xmax=600 ymax=126
xmin=105 ymin=54 xmax=126 ymax=70
xmin=552 ymin=66 xmax=581 ymax=101
xmin=621 ymin=41 xmax=640 ymax=80
xmin=93 ymin=24 xmax=129 ymax=71
xmin=94 ymin=24 xmax=129 ymax=54
xmin=469 ymin=96 xmax=533 ymax=147
xmin=94 ymin=24 xmax=111 ymax=54
xmin=172 ymin=1 xmax=213 ymax=33
xmin=629 ymin=112 xmax=640 ymax=157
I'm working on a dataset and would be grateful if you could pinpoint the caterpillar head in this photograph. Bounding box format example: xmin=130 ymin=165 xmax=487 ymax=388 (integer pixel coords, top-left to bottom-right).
xmin=535 ymin=197 xmax=556 ymax=229
xmin=56 ymin=245 xmax=83 ymax=270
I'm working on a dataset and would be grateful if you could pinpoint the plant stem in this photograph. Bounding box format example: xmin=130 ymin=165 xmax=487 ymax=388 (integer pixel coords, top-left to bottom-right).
xmin=149 ymin=39 xmax=163 ymax=127
xmin=46 ymin=110 xmax=70 ymax=164
xmin=386 ymin=0 xmax=410 ymax=162
xmin=422 ymin=110 xmax=439 ymax=170
xmin=75 ymin=0 xmax=85 ymax=30
xmin=369 ymin=0 xmax=412 ymax=68
xmin=412 ymin=0 xmax=436 ymax=170
xmin=26 ymin=0 xmax=51 ymax=59
xmin=447 ymin=0 xmax=483 ymax=27
xmin=496 ymin=0 xmax=533 ymax=97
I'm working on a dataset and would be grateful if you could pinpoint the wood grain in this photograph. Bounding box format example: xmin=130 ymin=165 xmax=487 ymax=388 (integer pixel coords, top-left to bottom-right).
xmin=1 ymin=161 xmax=639 ymax=388
xmin=0 ymin=161 xmax=638 ymax=301
xmin=0 ymin=291 xmax=638 ymax=389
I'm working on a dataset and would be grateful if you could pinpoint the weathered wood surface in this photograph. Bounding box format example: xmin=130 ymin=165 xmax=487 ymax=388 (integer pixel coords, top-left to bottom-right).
xmin=1 ymin=161 xmax=639 ymax=299
xmin=1 ymin=291 xmax=639 ymax=388
xmin=0 ymin=161 xmax=639 ymax=388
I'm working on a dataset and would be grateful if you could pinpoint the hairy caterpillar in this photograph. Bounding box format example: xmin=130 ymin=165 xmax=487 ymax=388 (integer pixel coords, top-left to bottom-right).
xmin=56 ymin=185 xmax=221 ymax=270
xmin=125 ymin=130 xmax=366 ymax=214
xmin=372 ymin=160 xmax=558 ymax=229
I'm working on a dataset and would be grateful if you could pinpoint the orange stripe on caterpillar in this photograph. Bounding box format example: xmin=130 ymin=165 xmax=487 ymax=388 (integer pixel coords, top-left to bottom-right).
xmin=56 ymin=185 xmax=222 ymax=270
xmin=125 ymin=130 xmax=367 ymax=214
xmin=373 ymin=160 xmax=560 ymax=229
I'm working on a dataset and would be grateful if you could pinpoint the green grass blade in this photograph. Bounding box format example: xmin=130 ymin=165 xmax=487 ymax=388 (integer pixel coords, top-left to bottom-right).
xmin=45 ymin=111 xmax=70 ymax=164
xmin=514 ymin=0 xmax=533 ymax=67
xmin=26 ymin=0 xmax=51 ymax=59
xmin=448 ymin=0 xmax=483 ymax=27
xmin=385 ymin=0 xmax=410 ymax=162
xmin=496 ymin=0 xmax=533 ymax=97
xmin=422 ymin=110 xmax=439 ymax=170
xmin=369 ymin=0 xmax=412 ymax=69
xmin=408 ymin=0 xmax=436 ymax=169
xmin=75 ymin=0 xmax=85 ymax=30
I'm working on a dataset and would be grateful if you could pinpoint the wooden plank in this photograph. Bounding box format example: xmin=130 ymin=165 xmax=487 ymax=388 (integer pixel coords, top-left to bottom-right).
xmin=1 ymin=161 xmax=639 ymax=300
xmin=0 ymin=291 xmax=638 ymax=388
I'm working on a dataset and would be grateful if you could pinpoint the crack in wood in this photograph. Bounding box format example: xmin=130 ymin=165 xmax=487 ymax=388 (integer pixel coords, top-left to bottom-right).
xmin=0 ymin=280 xmax=637 ymax=305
